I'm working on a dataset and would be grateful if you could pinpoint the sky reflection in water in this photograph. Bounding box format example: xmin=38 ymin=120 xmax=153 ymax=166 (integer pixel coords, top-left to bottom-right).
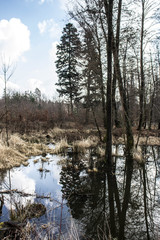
xmin=0 ymin=146 xmax=160 ymax=239
xmin=0 ymin=154 xmax=66 ymax=223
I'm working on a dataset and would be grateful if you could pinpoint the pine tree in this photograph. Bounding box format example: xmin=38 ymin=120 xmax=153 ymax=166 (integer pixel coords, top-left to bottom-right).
xmin=55 ymin=23 xmax=81 ymax=114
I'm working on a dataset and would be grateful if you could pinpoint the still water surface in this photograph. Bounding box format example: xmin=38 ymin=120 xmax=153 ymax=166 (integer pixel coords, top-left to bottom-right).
xmin=0 ymin=145 xmax=160 ymax=239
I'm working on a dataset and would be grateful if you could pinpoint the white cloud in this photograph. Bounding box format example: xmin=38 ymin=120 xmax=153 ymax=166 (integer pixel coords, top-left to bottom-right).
xmin=38 ymin=21 xmax=47 ymax=34
xmin=39 ymin=0 xmax=45 ymax=4
xmin=0 ymin=18 xmax=30 ymax=63
xmin=49 ymin=41 xmax=59 ymax=97
xmin=38 ymin=0 xmax=53 ymax=4
xmin=4 ymin=170 xmax=35 ymax=210
xmin=27 ymin=78 xmax=45 ymax=93
xmin=59 ymin=0 xmax=73 ymax=11
xmin=50 ymin=41 xmax=58 ymax=62
xmin=38 ymin=19 xmax=61 ymax=39
xmin=0 ymin=73 xmax=20 ymax=97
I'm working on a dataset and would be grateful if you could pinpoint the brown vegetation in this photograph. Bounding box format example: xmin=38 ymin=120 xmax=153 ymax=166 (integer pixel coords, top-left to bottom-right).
xmin=0 ymin=124 xmax=160 ymax=170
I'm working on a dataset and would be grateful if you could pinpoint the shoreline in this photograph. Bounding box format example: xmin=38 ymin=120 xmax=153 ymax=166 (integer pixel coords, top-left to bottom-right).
xmin=0 ymin=128 xmax=160 ymax=170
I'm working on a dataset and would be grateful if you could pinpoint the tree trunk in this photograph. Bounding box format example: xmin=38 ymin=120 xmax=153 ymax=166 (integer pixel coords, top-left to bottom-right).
xmin=104 ymin=0 xmax=113 ymax=166
xmin=104 ymin=0 xmax=116 ymax=237
xmin=138 ymin=0 xmax=145 ymax=130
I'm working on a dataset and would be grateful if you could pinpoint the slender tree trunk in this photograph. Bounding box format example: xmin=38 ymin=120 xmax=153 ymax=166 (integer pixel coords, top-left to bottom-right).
xmin=149 ymin=55 xmax=156 ymax=130
xmin=112 ymin=40 xmax=134 ymax=152
xmin=68 ymin=25 xmax=73 ymax=115
xmin=98 ymin=47 xmax=107 ymax=128
xmin=118 ymin=151 xmax=133 ymax=239
xmin=112 ymin=72 xmax=120 ymax=127
xmin=104 ymin=0 xmax=117 ymax=237
xmin=112 ymin=0 xmax=122 ymax=128
xmin=142 ymin=165 xmax=150 ymax=240
xmin=91 ymin=107 xmax=103 ymax=142
xmin=4 ymin=70 xmax=9 ymax=147
xmin=105 ymin=0 xmax=113 ymax=165
xmin=107 ymin=169 xmax=117 ymax=237
xmin=85 ymin=74 xmax=91 ymax=124
xmin=93 ymin=9 xmax=107 ymax=127
xmin=138 ymin=0 xmax=145 ymax=130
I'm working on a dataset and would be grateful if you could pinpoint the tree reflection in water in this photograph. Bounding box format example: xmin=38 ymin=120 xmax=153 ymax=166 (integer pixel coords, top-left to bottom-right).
xmin=59 ymin=146 xmax=160 ymax=240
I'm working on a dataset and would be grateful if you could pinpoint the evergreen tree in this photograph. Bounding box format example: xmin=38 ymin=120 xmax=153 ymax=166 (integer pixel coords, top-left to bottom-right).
xmin=55 ymin=23 xmax=81 ymax=114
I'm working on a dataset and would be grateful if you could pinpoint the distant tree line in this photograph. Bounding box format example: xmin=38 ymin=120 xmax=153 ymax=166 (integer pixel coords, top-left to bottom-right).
xmin=0 ymin=88 xmax=104 ymax=134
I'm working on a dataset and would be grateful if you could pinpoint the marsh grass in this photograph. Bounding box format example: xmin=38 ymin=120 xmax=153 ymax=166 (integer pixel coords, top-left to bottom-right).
xmin=53 ymin=138 xmax=70 ymax=154
xmin=0 ymin=133 xmax=54 ymax=170
xmin=48 ymin=127 xmax=78 ymax=141
xmin=132 ymin=146 xmax=145 ymax=165
xmin=14 ymin=214 xmax=81 ymax=240
xmin=33 ymin=158 xmax=39 ymax=164
xmin=0 ymin=143 xmax=27 ymax=169
xmin=73 ymin=136 xmax=98 ymax=153
xmin=1 ymin=126 xmax=158 ymax=171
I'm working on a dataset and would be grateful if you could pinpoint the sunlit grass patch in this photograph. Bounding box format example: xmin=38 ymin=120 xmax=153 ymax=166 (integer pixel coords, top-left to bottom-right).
xmin=9 ymin=134 xmax=26 ymax=147
xmin=48 ymin=127 xmax=67 ymax=139
xmin=41 ymin=157 xmax=48 ymax=162
xmin=73 ymin=136 xmax=98 ymax=153
xmin=48 ymin=127 xmax=79 ymax=143
xmin=22 ymin=161 xmax=29 ymax=166
xmin=0 ymin=143 xmax=27 ymax=169
xmin=0 ymin=133 xmax=53 ymax=170
xmin=53 ymin=138 xmax=70 ymax=154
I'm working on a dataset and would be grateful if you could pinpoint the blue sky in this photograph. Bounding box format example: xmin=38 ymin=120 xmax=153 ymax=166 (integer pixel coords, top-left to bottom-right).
xmin=0 ymin=0 xmax=70 ymax=99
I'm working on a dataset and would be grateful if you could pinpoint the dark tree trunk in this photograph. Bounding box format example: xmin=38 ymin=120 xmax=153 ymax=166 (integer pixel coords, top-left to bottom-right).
xmin=104 ymin=0 xmax=113 ymax=165
xmin=138 ymin=0 xmax=145 ymax=131
xmin=104 ymin=0 xmax=116 ymax=237
xmin=118 ymin=151 xmax=133 ymax=239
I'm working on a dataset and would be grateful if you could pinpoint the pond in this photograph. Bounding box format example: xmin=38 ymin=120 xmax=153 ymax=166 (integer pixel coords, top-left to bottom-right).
xmin=0 ymin=145 xmax=160 ymax=239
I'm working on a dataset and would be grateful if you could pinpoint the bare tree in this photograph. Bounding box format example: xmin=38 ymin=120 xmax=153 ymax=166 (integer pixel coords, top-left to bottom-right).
xmin=0 ymin=57 xmax=15 ymax=146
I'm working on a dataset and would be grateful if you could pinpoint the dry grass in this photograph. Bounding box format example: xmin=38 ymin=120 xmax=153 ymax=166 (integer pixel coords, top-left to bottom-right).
xmin=132 ymin=146 xmax=145 ymax=165
xmin=0 ymin=133 xmax=54 ymax=170
xmin=53 ymin=138 xmax=70 ymax=154
xmin=0 ymin=143 xmax=27 ymax=169
xmin=48 ymin=127 xmax=78 ymax=139
xmin=1 ymin=126 xmax=160 ymax=170
xmin=48 ymin=127 xmax=65 ymax=138
xmin=135 ymin=135 xmax=160 ymax=145
xmin=73 ymin=136 xmax=98 ymax=153
xmin=97 ymin=146 xmax=105 ymax=157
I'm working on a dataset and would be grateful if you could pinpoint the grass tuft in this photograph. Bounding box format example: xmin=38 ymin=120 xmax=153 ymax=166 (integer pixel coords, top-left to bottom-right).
xmin=73 ymin=137 xmax=98 ymax=153
xmin=133 ymin=146 xmax=145 ymax=165
xmin=53 ymin=138 xmax=70 ymax=154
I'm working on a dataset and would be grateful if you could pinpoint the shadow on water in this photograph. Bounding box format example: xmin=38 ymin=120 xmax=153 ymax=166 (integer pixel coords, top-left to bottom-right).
xmin=0 ymin=146 xmax=160 ymax=239
xmin=60 ymin=145 xmax=160 ymax=239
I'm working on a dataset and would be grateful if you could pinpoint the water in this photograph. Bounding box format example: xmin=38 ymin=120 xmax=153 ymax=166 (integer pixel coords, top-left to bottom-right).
xmin=0 ymin=145 xmax=160 ymax=239
xmin=0 ymin=153 xmax=69 ymax=238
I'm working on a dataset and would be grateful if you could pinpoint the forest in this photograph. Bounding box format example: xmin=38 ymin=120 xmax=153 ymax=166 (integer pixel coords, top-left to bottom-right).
xmin=0 ymin=0 xmax=160 ymax=239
